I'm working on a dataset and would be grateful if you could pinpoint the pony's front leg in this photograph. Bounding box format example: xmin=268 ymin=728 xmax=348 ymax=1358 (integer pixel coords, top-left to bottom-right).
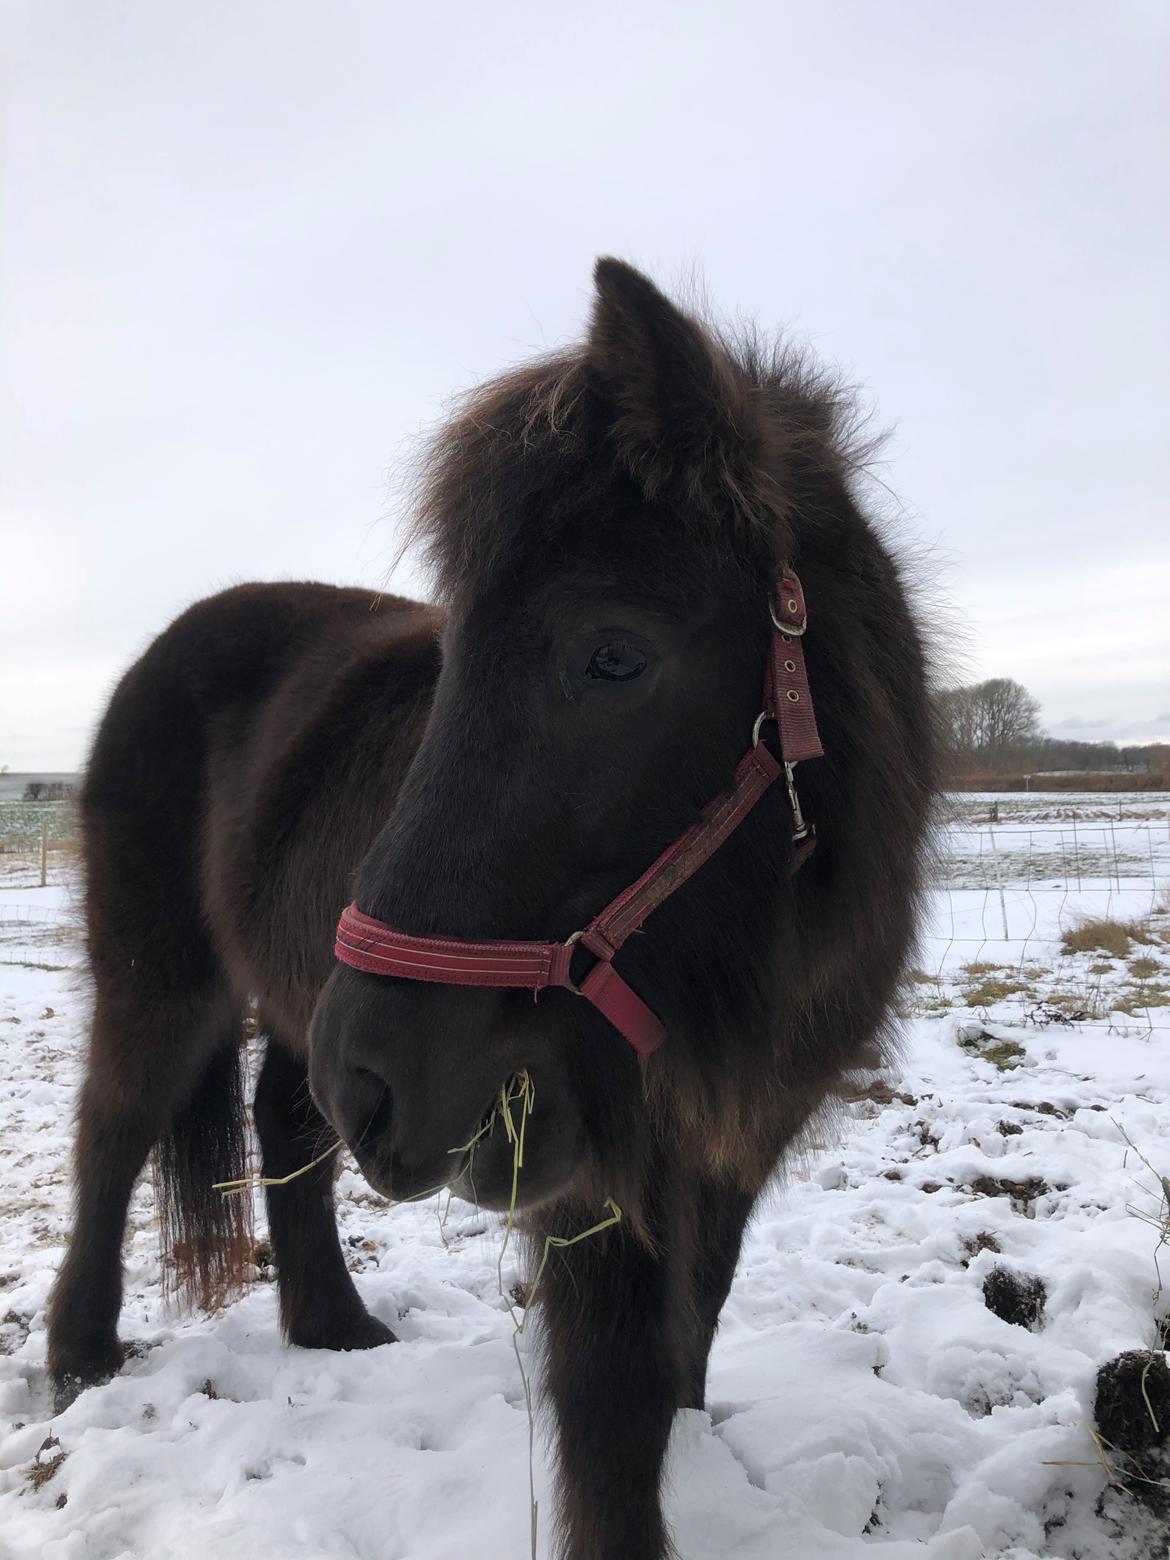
xmin=536 ymin=1198 xmax=680 ymax=1560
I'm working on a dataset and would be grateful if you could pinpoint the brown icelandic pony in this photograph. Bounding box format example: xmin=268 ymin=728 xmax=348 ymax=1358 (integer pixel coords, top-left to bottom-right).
xmin=47 ymin=259 xmax=936 ymax=1559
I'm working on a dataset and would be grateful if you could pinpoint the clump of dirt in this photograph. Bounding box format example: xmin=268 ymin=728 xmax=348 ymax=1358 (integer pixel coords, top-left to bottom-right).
xmin=1093 ymin=1349 xmax=1170 ymax=1511
xmin=961 ymin=1231 xmax=1001 ymax=1267
xmin=840 ymin=1077 xmax=918 ymax=1107
xmin=970 ymin=1174 xmax=1051 ymax=1205
xmin=982 ymin=1265 xmax=1046 ymax=1328
xmin=1 ymin=1307 xmax=30 ymax=1355
xmin=912 ymin=1120 xmax=941 ymax=1152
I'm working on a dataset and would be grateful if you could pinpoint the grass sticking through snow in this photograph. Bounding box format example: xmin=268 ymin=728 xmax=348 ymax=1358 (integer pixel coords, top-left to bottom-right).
xmin=957 ymin=1027 xmax=1026 ymax=1071
xmin=1061 ymin=918 xmax=1154 ymax=959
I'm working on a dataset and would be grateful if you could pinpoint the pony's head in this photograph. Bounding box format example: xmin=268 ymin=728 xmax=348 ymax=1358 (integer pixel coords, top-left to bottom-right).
xmin=308 ymin=259 xmax=861 ymax=1216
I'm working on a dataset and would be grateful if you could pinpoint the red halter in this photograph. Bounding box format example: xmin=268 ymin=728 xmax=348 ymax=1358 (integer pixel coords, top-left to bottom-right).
xmin=335 ymin=570 xmax=823 ymax=1057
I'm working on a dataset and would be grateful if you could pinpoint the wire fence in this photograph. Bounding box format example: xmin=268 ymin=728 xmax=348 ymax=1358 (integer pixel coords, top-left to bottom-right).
xmin=0 ymin=802 xmax=77 ymax=888
xmin=1 ymin=794 xmax=1168 ymax=1030
xmin=917 ymin=796 xmax=1170 ymax=1036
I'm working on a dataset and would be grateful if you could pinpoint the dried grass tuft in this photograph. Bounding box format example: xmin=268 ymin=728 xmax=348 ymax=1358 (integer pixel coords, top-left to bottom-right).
xmin=1061 ymin=918 xmax=1150 ymax=959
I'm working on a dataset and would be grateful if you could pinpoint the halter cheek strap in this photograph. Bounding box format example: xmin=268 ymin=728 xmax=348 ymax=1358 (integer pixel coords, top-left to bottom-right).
xmin=335 ymin=569 xmax=823 ymax=1057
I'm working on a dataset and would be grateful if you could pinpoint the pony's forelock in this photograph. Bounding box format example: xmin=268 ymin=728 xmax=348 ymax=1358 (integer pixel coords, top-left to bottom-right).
xmin=400 ymin=305 xmax=874 ymax=605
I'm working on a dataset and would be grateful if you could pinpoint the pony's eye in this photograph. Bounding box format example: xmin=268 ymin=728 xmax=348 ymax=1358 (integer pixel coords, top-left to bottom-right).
xmin=585 ymin=642 xmax=648 ymax=682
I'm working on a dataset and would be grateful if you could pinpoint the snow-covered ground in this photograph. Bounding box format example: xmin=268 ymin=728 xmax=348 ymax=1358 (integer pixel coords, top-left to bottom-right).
xmin=2 ymin=796 xmax=1169 ymax=1559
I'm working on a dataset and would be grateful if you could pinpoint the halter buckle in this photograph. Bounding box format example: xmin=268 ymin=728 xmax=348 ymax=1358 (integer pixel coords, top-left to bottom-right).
xmin=769 ymin=597 xmax=807 ymax=636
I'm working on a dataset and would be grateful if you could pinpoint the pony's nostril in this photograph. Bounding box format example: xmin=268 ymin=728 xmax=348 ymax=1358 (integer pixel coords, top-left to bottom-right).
xmin=352 ymin=1068 xmax=393 ymax=1149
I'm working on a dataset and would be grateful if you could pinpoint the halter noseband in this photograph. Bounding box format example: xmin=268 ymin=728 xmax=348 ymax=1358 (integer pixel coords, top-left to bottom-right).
xmin=334 ymin=569 xmax=823 ymax=1058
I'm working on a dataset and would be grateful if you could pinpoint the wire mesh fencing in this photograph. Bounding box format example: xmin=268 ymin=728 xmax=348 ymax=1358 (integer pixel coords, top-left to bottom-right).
xmin=916 ymin=793 xmax=1170 ymax=1036
xmin=0 ymin=803 xmax=78 ymax=888
xmin=1 ymin=792 xmax=1167 ymax=1033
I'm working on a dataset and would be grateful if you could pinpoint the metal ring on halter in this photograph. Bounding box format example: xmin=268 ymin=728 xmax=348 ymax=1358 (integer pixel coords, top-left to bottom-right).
xmin=752 ymin=710 xmax=771 ymax=747
xmin=563 ymin=927 xmax=586 ymax=996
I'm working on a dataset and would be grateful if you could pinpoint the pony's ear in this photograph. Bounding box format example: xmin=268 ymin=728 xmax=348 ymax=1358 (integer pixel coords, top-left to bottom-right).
xmin=585 ymin=258 xmax=756 ymax=508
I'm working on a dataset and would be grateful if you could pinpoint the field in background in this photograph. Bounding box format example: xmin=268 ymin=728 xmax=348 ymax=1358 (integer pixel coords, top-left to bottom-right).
xmin=0 ymin=803 xmax=77 ymax=888
xmin=950 ymin=773 xmax=1168 ymax=792
xmin=0 ymin=804 xmax=80 ymax=972
xmin=2 ymin=792 xmax=1169 ymax=1557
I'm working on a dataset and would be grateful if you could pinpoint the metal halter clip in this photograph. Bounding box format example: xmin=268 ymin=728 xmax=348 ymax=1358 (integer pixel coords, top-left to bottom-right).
xmin=783 ymin=761 xmax=810 ymax=842
xmin=752 ymin=716 xmax=811 ymax=846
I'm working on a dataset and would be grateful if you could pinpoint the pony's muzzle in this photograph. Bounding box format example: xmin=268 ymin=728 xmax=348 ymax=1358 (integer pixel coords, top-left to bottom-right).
xmin=309 ymin=964 xmax=589 ymax=1211
xmin=314 ymin=1048 xmax=480 ymax=1202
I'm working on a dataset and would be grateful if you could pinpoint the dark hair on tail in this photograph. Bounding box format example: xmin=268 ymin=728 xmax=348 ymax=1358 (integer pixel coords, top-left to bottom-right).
xmin=153 ymin=1034 xmax=253 ymax=1311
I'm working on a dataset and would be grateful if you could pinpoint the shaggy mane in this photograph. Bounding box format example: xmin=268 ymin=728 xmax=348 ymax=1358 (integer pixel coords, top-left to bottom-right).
xmin=404 ymin=315 xmax=877 ymax=604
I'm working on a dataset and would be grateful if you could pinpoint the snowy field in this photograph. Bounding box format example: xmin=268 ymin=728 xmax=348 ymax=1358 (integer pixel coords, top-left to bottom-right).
xmin=2 ymin=795 xmax=1169 ymax=1559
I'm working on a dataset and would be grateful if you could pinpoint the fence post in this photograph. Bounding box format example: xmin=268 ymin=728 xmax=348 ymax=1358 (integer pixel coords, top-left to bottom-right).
xmin=988 ymin=826 xmax=1010 ymax=941
xmin=40 ymin=818 xmax=48 ymax=887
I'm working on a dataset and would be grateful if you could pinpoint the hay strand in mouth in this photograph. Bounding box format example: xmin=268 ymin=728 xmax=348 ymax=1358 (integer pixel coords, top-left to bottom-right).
xmin=496 ymin=1071 xmax=536 ymax=1293
xmin=451 ymin=1070 xmax=534 ymax=1213
xmin=214 ymin=1072 xmax=535 ymax=1204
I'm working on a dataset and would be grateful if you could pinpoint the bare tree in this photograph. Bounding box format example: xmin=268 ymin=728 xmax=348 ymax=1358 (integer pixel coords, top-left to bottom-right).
xmin=937 ymin=686 xmax=978 ymax=756
xmin=937 ymin=678 xmax=1042 ymax=768
xmin=971 ymin=678 xmax=1042 ymax=763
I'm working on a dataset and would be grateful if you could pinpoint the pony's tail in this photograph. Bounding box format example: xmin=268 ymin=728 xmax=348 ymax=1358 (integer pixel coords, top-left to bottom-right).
xmin=153 ymin=1032 xmax=253 ymax=1311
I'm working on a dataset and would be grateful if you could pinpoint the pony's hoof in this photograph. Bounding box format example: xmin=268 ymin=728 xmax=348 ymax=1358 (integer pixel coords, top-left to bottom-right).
xmin=290 ymin=1311 xmax=397 ymax=1352
xmin=340 ymin=1313 xmax=398 ymax=1350
xmin=49 ymin=1339 xmax=126 ymax=1413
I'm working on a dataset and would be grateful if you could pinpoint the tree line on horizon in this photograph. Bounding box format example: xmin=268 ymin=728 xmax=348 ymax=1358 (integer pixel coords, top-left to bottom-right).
xmin=18 ymin=781 xmax=75 ymax=801
xmin=6 ymin=684 xmax=1168 ymax=797
xmin=937 ymin=678 xmax=1168 ymax=781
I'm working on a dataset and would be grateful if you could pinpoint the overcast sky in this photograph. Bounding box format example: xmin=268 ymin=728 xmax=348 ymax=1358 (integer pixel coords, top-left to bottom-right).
xmin=3 ymin=1 xmax=1167 ymax=770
